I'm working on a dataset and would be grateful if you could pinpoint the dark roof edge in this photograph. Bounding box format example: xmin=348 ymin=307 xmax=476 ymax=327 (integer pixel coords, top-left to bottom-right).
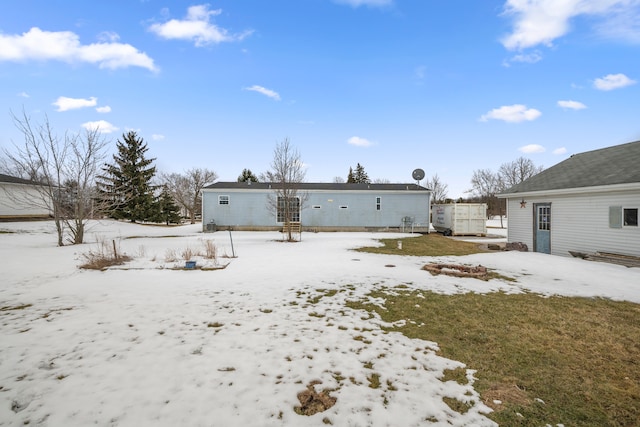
xmin=204 ymin=182 xmax=430 ymax=191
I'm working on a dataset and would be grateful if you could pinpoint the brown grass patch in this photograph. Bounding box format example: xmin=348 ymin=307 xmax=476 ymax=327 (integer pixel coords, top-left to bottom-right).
xmin=294 ymin=380 xmax=337 ymax=416
xmin=347 ymin=290 xmax=640 ymax=426
xmin=80 ymin=236 xmax=131 ymax=270
xmin=354 ymin=233 xmax=485 ymax=256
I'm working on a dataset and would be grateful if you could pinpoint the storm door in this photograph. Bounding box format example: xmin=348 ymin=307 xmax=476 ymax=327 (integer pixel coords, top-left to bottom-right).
xmin=534 ymin=203 xmax=551 ymax=254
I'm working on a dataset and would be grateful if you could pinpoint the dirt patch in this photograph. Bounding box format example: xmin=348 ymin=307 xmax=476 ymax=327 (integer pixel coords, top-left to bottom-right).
xmin=294 ymin=380 xmax=337 ymax=416
xmin=422 ymin=263 xmax=489 ymax=280
xmin=482 ymin=382 xmax=531 ymax=412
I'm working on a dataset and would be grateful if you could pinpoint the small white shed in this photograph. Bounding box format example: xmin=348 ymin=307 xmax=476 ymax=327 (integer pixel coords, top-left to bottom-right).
xmin=498 ymin=141 xmax=640 ymax=258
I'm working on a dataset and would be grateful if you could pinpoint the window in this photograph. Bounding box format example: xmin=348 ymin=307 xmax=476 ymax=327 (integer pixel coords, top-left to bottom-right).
xmin=537 ymin=205 xmax=550 ymax=231
xmin=277 ymin=196 xmax=300 ymax=222
xmin=610 ymin=206 xmax=638 ymax=228
xmin=218 ymin=195 xmax=229 ymax=205
xmin=375 ymin=196 xmax=381 ymax=211
xmin=624 ymin=208 xmax=638 ymax=226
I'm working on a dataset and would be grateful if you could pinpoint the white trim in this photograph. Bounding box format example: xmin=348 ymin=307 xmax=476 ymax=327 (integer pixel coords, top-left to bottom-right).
xmin=499 ymin=182 xmax=640 ymax=198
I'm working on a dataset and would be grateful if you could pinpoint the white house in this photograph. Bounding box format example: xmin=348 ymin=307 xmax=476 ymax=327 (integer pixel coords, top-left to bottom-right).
xmin=498 ymin=141 xmax=640 ymax=257
xmin=201 ymin=182 xmax=431 ymax=232
xmin=0 ymin=173 xmax=51 ymax=220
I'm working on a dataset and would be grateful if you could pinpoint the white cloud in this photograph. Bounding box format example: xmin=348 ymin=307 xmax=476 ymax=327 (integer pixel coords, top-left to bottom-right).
xmin=244 ymin=85 xmax=281 ymax=101
xmin=96 ymin=106 xmax=112 ymax=113
xmin=519 ymin=144 xmax=546 ymax=154
xmin=0 ymin=27 xmax=156 ymax=71
xmin=479 ymin=104 xmax=542 ymax=123
xmin=333 ymin=0 xmax=393 ymax=7
xmin=81 ymin=120 xmax=118 ymax=134
xmin=149 ymin=4 xmax=252 ymax=46
xmin=553 ymin=147 xmax=568 ymax=154
xmin=557 ymin=100 xmax=587 ymax=110
xmin=17 ymin=92 xmax=29 ymax=98
xmin=593 ymin=73 xmax=636 ymax=90
xmin=503 ymin=51 xmax=542 ymax=67
xmin=347 ymin=136 xmax=373 ymax=147
xmin=501 ymin=0 xmax=640 ymax=50
xmin=152 ymin=134 xmax=165 ymax=141
xmin=53 ymin=96 xmax=97 ymax=112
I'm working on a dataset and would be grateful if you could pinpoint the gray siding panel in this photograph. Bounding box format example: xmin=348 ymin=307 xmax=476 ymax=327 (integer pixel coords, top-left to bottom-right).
xmin=202 ymin=188 xmax=430 ymax=230
xmin=506 ymin=198 xmax=534 ymax=250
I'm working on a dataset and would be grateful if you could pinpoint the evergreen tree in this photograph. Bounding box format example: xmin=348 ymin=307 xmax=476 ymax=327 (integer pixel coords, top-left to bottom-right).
xmin=354 ymin=163 xmax=370 ymax=183
xmin=237 ymin=168 xmax=259 ymax=183
xmin=97 ymin=131 xmax=158 ymax=222
xmin=155 ymin=185 xmax=182 ymax=225
xmin=346 ymin=167 xmax=355 ymax=183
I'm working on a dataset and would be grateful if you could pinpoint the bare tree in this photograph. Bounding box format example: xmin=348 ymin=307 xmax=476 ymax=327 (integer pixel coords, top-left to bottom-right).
xmin=498 ymin=157 xmax=543 ymax=189
xmin=372 ymin=178 xmax=391 ymax=184
xmin=161 ymin=168 xmax=218 ymax=224
xmin=264 ymin=138 xmax=306 ymax=241
xmin=3 ymin=110 xmax=108 ymax=245
xmin=63 ymin=128 xmax=109 ymax=243
xmin=332 ymin=176 xmax=345 ymax=183
xmin=425 ymin=174 xmax=448 ymax=203
xmin=469 ymin=168 xmax=504 ymax=225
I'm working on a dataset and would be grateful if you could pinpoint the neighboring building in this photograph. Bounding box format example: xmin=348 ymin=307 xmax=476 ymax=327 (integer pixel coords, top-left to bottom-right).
xmin=0 ymin=173 xmax=51 ymax=220
xmin=498 ymin=140 xmax=640 ymax=257
xmin=201 ymin=182 xmax=431 ymax=232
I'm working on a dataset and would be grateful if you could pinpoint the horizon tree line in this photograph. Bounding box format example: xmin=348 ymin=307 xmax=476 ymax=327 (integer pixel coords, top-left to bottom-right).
xmin=1 ymin=112 xmax=543 ymax=244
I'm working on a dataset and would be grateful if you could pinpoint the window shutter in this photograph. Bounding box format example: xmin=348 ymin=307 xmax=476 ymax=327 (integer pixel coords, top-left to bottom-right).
xmin=609 ymin=206 xmax=622 ymax=228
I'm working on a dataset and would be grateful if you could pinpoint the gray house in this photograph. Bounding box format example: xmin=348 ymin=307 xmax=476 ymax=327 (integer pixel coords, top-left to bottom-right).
xmin=498 ymin=140 xmax=640 ymax=257
xmin=201 ymin=182 xmax=431 ymax=232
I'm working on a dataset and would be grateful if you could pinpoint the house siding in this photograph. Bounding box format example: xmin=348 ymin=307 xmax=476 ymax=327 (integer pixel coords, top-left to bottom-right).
xmin=202 ymin=187 xmax=430 ymax=231
xmin=507 ymin=189 xmax=640 ymax=257
xmin=0 ymin=182 xmax=51 ymax=219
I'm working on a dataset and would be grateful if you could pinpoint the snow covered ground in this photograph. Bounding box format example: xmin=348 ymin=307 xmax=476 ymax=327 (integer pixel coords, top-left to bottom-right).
xmin=1 ymin=220 xmax=639 ymax=427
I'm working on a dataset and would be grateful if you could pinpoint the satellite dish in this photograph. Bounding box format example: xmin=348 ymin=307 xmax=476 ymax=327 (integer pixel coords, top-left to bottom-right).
xmin=412 ymin=168 xmax=425 ymax=181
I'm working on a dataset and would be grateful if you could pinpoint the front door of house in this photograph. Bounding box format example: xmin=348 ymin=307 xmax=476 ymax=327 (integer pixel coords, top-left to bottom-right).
xmin=534 ymin=203 xmax=551 ymax=254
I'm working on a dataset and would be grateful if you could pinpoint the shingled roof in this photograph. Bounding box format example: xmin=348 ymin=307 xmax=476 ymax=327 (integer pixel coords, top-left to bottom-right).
xmin=204 ymin=182 xmax=429 ymax=191
xmin=0 ymin=173 xmax=40 ymax=186
xmin=501 ymin=140 xmax=640 ymax=195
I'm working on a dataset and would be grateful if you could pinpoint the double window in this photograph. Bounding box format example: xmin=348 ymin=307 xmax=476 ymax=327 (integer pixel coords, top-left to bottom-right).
xmin=376 ymin=196 xmax=381 ymax=211
xmin=277 ymin=196 xmax=300 ymax=223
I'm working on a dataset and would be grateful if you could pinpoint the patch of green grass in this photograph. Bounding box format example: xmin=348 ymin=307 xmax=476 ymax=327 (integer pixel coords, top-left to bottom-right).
xmin=367 ymin=373 xmax=381 ymax=389
xmin=354 ymin=233 xmax=485 ymax=256
xmin=347 ymin=290 xmax=640 ymax=427
xmin=442 ymin=367 xmax=468 ymax=385
xmin=443 ymin=397 xmax=472 ymax=415
xmin=353 ymin=335 xmax=372 ymax=344
xmin=308 ymin=289 xmax=339 ymax=304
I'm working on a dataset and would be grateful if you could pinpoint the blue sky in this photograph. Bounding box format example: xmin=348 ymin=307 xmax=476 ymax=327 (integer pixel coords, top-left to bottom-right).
xmin=1 ymin=0 xmax=638 ymax=198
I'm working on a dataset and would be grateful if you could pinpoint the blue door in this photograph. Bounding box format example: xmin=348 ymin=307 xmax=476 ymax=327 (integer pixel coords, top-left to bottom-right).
xmin=534 ymin=203 xmax=551 ymax=254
